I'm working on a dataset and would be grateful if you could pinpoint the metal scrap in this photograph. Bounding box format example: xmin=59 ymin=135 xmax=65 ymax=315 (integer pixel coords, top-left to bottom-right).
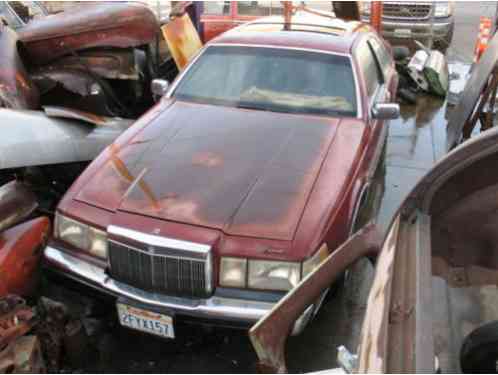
xmin=0 ymin=336 xmax=45 ymax=373
xmin=43 ymin=106 xmax=134 ymax=128
xmin=162 ymin=13 xmax=203 ymax=70
xmin=447 ymin=30 xmax=498 ymax=149
xmin=249 ymin=224 xmax=383 ymax=373
xmin=0 ymin=180 xmax=37 ymax=234
xmin=0 ymin=295 xmax=36 ymax=351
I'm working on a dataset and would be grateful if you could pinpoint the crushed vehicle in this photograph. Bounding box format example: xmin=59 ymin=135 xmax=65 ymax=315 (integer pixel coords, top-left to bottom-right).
xmin=359 ymin=1 xmax=455 ymax=52
xmin=43 ymin=12 xmax=400 ymax=339
xmin=249 ymin=27 xmax=498 ymax=375
xmin=0 ymin=1 xmax=188 ymax=215
xmin=2 ymin=2 xmax=165 ymax=117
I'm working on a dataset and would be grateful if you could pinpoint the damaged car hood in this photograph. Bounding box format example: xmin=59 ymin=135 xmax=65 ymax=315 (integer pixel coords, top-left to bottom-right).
xmin=76 ymin=101 xmax=340 ymax=240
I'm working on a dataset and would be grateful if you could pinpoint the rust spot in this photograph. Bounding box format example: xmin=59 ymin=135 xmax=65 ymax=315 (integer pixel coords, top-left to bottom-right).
xmin=192 ymin=152 xmax=223 ymax=168
xmin=161 ymin=13 xmax=203 ymax=70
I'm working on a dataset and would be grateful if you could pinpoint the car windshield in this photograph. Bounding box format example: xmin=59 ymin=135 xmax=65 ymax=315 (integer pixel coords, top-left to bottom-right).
xmin=173 ymin=46 xmax=357 ymax=117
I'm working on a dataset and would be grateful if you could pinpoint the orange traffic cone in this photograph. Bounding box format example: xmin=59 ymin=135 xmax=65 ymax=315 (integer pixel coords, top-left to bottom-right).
xmin=474 ymin=16 xmax=493 ymax=63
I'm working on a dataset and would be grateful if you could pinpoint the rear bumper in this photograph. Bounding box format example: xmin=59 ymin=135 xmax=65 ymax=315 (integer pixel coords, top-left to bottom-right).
xmin=44 ymin=245 xmax=315 ymax=333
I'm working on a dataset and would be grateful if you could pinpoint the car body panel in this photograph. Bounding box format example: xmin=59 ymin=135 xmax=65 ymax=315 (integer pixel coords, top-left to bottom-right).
xmin=0 ymin=217 xmax=50 ymax=297
xmin=74 ymin=100 xmax=346 ymax=242
xmin=0 ymin=109 xmax=132 ymax=170
xmin=0 ymin=24 xmax=39 ymax=109
xmin=17 ymin=2 xmax=159 ymax=65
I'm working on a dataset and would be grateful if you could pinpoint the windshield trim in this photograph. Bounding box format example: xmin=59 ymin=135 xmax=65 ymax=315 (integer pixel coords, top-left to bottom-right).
xmin=166 ymin=43 xmax=362 ymax=119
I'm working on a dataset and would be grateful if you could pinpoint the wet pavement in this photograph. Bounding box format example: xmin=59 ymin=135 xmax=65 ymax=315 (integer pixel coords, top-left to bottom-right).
xmin=54 ymin=3 xmax=488 ymax=373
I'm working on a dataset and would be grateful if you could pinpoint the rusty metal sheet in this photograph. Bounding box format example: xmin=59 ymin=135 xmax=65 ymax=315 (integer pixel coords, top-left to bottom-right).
xmin=161 ymin=13 xmax=203 ymax=70
xmin=43 ymin=49 xmax=139 ymax=80
xmin=30 ymin=68 xmax=101 ymax=97
xmin=0 ymin=24 xmax=39 ymax=109
xmin=249 ymin=224 xmax=383 ymax=373
xmin=0 ymin=108 xmax=131 ymax=170
xmin=446 ymin=31 xmax=498 ymax=149
xmin=43 ymin=106 xmax=134 ymax=128
xmin=18 ymin=2 xmax=159 ymax=65
xmin=0 ymin=180 xmax=37 ymax=234
xmin=0 ymin=217 xmax=50 ymax=298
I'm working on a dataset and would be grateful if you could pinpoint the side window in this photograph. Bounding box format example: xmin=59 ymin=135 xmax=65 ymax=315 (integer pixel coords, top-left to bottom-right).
xmin=368 ymin=37 xmax=392 ymax=77
xmin=357 ymin=41 xmax=382 ymax=98
xmin=203 ymin=1 xmax=231 ymax=15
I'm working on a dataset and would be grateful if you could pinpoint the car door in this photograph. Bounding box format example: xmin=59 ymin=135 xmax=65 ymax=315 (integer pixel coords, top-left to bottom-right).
xmin=200 ymin=1 xmax=234 ymax=43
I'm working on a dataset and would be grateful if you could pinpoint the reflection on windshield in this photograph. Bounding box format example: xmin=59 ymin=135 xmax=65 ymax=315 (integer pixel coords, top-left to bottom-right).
xmin=173 ymin=46 xmax=357 ymax=117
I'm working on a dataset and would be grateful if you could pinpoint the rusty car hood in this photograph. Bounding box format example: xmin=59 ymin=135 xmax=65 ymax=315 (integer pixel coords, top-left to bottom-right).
xmin=75 ymin=101 xmax=340 ymax=241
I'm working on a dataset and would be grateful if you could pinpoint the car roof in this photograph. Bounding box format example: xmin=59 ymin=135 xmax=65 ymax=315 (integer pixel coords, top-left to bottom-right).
xmin=210 ymin=12 xmax=371 ymax=55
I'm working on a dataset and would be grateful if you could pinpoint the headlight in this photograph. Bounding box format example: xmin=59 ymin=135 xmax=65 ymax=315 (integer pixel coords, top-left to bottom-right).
xmin=302 ymin=243 xmax=329 ymax=278
xmin=88 ymin=227 xmax=108 ymax=259
xmin=359 ymin=2 xmax=371 ymax=15
xmin=434 ymin=2 xmax=452 ymax=17
xmin=55 ymin=212 xmax=108 ymax=259
xmin=220 ymin=257 xmax=247 ymax=288
xmin=248 ymin=260 xmax=301 ymax=291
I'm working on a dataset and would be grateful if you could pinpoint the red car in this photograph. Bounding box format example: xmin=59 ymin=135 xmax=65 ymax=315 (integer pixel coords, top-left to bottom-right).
xmin=44 ymin=13 xmax=399 ymax=339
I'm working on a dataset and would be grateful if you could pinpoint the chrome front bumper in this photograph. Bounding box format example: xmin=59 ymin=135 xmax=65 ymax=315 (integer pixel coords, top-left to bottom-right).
xmin=44 ymin=245 xmax=274 ymax=323
xmin=361 ymin=17 xmax=453 ymax=39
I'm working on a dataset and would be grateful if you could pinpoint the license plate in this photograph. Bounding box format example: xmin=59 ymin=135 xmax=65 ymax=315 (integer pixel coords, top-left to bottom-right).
xmin=394 ymin=28 xmax=411 ymax=37
xmin=117 ymin=303 xmax=175 ymax=339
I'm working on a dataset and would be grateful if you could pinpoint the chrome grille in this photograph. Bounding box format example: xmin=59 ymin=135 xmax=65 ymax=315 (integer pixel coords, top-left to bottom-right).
xmin=108 ymin=239 xmax=210 ymax=298
xmin=382 ymin=3 xmax=432 ymax=20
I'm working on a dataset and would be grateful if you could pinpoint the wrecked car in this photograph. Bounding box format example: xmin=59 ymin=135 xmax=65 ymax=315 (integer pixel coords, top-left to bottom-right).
xmin=0 ymin=1 xmax=191 ymax=118
xmin=43 ymin=13 xmax=399 ymax=339
xmin=0 ymin=1 xmax=180 ymax=215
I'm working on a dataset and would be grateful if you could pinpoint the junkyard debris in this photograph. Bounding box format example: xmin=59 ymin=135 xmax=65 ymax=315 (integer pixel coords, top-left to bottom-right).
xmin=249 ymin=224 xmax=382 ymax=373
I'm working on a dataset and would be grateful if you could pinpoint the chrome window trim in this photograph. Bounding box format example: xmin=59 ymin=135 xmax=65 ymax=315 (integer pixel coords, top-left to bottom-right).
xmin=107 ymin=225 xmax=211 ymax=254
xmin=166 ymin=43 xmax=363 ymax=119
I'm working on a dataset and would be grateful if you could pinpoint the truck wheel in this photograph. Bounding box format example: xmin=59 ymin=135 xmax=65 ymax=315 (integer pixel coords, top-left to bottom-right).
xmin=460 ymin=320 xmax=498 ymax=373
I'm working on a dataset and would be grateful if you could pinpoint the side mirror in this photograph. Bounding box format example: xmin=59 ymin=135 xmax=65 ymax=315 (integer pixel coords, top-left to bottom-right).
xmin=151 ymin=79 xmax=170 ymax=101
xmin=372 ymin=103 xmax=400 ymax=120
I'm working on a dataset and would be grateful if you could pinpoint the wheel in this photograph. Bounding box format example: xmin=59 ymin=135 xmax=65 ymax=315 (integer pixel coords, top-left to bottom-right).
xmin=460 ymin=320 xmax=498 ymax=373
